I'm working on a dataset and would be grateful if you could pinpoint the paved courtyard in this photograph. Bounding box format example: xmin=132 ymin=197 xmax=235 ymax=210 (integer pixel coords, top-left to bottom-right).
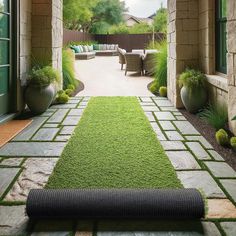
xmin=0 ymin=95 xmax=236 ymax=235
xmin=75 ymin=56 xmax=153 ymax=96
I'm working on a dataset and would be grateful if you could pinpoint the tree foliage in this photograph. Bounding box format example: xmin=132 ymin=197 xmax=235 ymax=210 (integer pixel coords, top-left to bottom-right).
xmin=64 ymin=0 xmax=126 ymax=32
xmin=153 ymin=8 xmax=167 ymax=33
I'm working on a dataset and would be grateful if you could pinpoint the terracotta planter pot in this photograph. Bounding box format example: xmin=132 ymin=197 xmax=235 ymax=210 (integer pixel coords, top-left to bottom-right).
xmin=180 ymin=86 xmax=207 ymax=113
xmin=25 ymin=84 xmax=55 ymax=115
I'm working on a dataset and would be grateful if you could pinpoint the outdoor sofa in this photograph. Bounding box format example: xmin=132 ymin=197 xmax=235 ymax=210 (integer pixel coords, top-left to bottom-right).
xmin=71 ymin=44 xmax=119 ymax=60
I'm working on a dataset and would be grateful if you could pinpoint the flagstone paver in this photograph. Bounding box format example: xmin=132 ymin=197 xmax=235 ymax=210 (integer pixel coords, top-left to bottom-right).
xmin=185 ymin=136 xmax=213 ymax=149
xmin=154 ymin=99 xmax=173 ymax=107
xmin=0 ymin=158 xmax=23 ymax=166
xmin=32 ymin=128 xmax=60 ymax=141
xmin=220 ymin=179 xmax=236 ymax=202
xmin=220 ymin=222 xmax=236 ymax=235
xmin=60 ymin=126 xmax=77 ymax=135
xmin=204 ymin=162 xmax=236 ymax=178
xmin=165 ymin=131 xmax=184 ymax=141
xmin=142 ymin=106 xmax=160 ymax=112
xmin=158 ymin=121 xmax=176 ymax=131
xmin=166 ymin=151 xmax=200 ymax=170
xmin=154 ymin=112 xmax=176 ymax=121
xmin=47 ymin=109 xmax=69 ymax=123
xmin=5 ymin=158 xmax=58 ymax=201
xmin=13 ymin=117 xmax=48 ymax=141
xmin=201 ymin=222 xmax=221 ymax=236
xmin=177 ymin=171 xmax=225 ymax=198
xmin=144 ymin=112 xmax=156 ymax=122
xmin=159 ymin=107 xmax=179 ymax=112
xmin=43 ymin=123 xmax=59 ymax=128
xmin=150 ymin=123 xmax=166 ymax=141
xmin=173 ymin=121 xmax=200 ymax=135
xmin=208 ymin=150 xmax=225 ymax=161
xmin=0 ymin=168 xmax=20 ymax=197
xmin=186 ymin=142 xmax=211 ymax=160
xmin=55 ymin=135 xmax=72 ymax=142
xmin=68 ymin=109 xmax=84 ymax=116
xmin=51 ymin=103 xmax=78 ymax=109
xmin=160 ymin=141 xmax=187 ymax=150
xmin=62 ymin=116 xmax=81 ymax=126
xmin=0 ymin=206 xmax=28 ymax=235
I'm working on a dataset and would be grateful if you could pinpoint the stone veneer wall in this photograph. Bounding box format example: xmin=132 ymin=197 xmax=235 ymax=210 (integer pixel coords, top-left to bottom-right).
xmin=167 ymin=0 xmax=199 ymax=108
xmin=227 ymin=0 xmax=236 ymax=134
xmin=32 ymin=0 xmax=63 ymax=88
xmin=17 ymin=0 xmax=32 ymax=111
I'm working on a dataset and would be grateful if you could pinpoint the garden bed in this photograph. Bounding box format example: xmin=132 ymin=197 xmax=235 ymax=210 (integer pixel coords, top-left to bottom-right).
xmin=181 ymin=109 xmax=236 ymax=170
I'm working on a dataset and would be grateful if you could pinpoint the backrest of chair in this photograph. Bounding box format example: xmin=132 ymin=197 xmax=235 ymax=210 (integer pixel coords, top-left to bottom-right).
xmin=125 ymin=53 xmax=142 ymax=70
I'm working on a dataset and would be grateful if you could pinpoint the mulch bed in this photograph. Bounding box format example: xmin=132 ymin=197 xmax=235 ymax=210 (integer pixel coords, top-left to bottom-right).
xmin=181 ymin=109 xmax=236 ymax=171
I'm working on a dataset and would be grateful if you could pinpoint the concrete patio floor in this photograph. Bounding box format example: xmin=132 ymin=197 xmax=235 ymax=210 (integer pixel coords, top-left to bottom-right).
xmin=75 ymin=56 xmax=153 ymax=96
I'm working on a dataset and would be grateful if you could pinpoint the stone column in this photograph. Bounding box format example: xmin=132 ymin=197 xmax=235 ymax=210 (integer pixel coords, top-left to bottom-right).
xmin=167 ymin=0 xmax=199 ymax=108
xmin=31 ymin=0 xmax=63 ymax=88
xmin=227 ymin=0 xmax=236 ymax=134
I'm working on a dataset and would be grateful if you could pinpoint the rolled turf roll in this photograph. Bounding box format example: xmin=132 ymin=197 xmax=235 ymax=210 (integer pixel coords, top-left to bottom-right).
xmin=26 ymin=188 xmax=205 ymax=219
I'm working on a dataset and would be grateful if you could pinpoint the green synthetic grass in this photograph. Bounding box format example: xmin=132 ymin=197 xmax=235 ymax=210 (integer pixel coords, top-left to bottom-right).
xmin=46 ymin=97 xmax=182 ymax=189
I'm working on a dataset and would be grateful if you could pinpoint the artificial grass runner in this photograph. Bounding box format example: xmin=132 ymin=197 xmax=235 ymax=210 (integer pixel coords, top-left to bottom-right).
xmin=46 ymin=97 xmax=182 ymax=189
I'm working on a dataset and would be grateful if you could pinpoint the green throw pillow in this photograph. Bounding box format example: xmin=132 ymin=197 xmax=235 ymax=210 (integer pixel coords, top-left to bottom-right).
xmin=93 ymin=44 xmax=99 ymax=50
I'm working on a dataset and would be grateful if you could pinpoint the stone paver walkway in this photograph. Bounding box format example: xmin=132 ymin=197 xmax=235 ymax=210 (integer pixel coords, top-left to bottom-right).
xmin=0 ymin=96 xmax=236 ymax=235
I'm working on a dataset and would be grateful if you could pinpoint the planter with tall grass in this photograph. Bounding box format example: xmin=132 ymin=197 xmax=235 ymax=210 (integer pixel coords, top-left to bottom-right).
xmin=179 ymin=69 xmax=207 ymax=113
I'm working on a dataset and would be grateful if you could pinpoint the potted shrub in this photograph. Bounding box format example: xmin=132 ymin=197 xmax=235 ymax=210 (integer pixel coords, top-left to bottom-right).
xmin=25 ymin=66 xmax=60 ymax=114
xmin=179 ymin=69 xmax=207 ymax=113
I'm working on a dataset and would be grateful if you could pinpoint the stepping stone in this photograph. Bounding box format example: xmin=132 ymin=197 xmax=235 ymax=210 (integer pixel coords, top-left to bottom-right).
xmin=67 ymin=99 xmax=80 ymax=104
xmin=165 ymin=131 xmax=184 ymax=141
xmin=140 ymin=97 xmax=153 ymax=102
xmin=159 ymin=107 xmax=179 ymax=112
xmin=154 ymin=99 xmax=173 ymax=107
xmin=60 ymin=126 xmax=76 ymax=135
xmin=0 ymin=158 xmax=23 ymax=166
xmin=0 ymin=168 xmax=20 ymax=197
xmin=204 ymin=162 xmax=236 ymax=178
xmin=13 ymin=117 xmax=48 ymax=141
xmin=5 ymin=158 xmax=58 ymax=201
xmin=160 ymin=141 xmax=187 ymax=150
xmin=43 ymin=124 xmax=58 ymax=128
xmin=68 ymin=109 xmax=84 ymax=116
xmin=142 ymin=106 xmax=160 ymax=112
xmin=154 ymin=112 xmax=176 ymax=121
xmin=220 ymin=179 xmax=236 ymax=202
xmin=39 ymin=110 xmax=55 ymax=117
xmin=51 ymin=103 xmax=77 ymax=109
xmin=207 ymin=199 xmax=236 ymax=218
xmin=82 ymin=97 xmax=90 ymax=102
xmin=158 ymin=121 xmax=176 ymax=131
xmin=80 ymin=101 xmax=89 ymax=106
xmin=150 ymin=123 xmax=166 ymax=141
xmin=55 ymin=135 xmax=71 ymax=142
xmin=139 ymin=102 xmax=155 ymax=106
xmin=0 ymin=206 xmax=28 ymax=235
xmin=186 ymin=142 xmax=211 ymax=160
xmin=201 ymin=222 xmax=221 ymax=236
xmin=177 ymin=171 xmax=225 ymax=198
xmin=62 ymin=116 xmax=81 ymax=126
xmin=173 ymin=112 xmax=182 ymax=116
xmin=144 ymin=112 xmax=156 ymax=122
xmin=208 ymin=150 xmax=224 ymax=161
xmin=176 ymin=116 xmax=187 ymax=121
xmin=185 ymin=136 xmax=213 ymax=149
xmin=32 ymin=128 xmax=60 ymax=141
xmin=220 ymin=222 xmax=236 ymax=236
xmin=173 ymin=121 xmax=200 ymax=135
xmin=166 ymin=151 xmax=200 ymax=170
xmin=47 ymin=109 xmax=69 ymax=123
xmin=0 ymin=142 xmax=66 ymax=157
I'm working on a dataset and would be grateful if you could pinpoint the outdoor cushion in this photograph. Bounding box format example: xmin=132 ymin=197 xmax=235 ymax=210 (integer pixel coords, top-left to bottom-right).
xmin=70 ymin=45 xmax=77 ymax=53
xmin=82 ymin=45 xmax=89 ymax=52
xmin=88 ymin=45 xmax=93 ymax=52
xmin=74 ymin=45 xmax=81 ymax=53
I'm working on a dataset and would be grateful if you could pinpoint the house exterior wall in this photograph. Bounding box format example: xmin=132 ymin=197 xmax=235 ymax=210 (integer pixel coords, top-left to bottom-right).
xmin=227 ymin=0 xmax=236 ymax=133
xmin=167 ymin=0 xmax=236 ymax=134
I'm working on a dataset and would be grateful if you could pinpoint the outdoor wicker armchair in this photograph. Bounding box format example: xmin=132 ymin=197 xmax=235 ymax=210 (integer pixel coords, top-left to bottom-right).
xmin=142 ymin=52 xmax=158 ymax=76
xmin=124 ymin=53 xmax=143 ymax=76
xmin=117 ymin=48 xmax=126 ymax=70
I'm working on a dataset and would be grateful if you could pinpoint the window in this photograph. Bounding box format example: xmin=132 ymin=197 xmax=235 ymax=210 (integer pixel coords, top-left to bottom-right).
xmin=215 ymin=0 xmax=227 ymax=74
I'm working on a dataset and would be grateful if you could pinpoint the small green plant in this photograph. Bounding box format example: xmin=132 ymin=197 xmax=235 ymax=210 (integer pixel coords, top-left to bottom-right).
xmin=28 ymin=66 xmax=60 ymax=87
xmin=67 ymin=84 xmax=75 ymax=90
xmin=149 ymin=80 xmax=159 ymax=95
xmin=62 ymin=49 xmax=77 ymax=89
xmin=199 ymin=103 xmax=228 ymax=130
xmin=159 ymin=86 xmax=167 ymax=97
xmin=215 ymin=129 xmax=229 ymax=146
xmin=65 ymin=88 xmax=74 ymax=97
xmin=57 ymin=93 xmax=69 ymax=104
xmin=230 ymin=137 xmax=236 ymax=151
xmin=179 ymin=69 xmax=207 ymax=93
